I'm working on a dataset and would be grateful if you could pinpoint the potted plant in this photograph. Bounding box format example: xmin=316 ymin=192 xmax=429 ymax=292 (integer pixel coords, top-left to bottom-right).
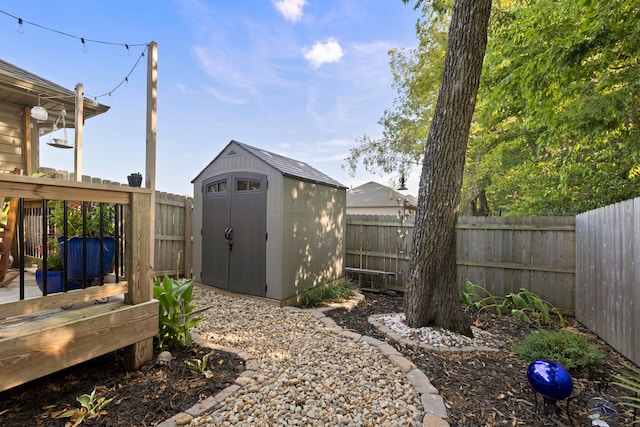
xmin=48 ymin=201 xmax=117 ymax=285
xmin=127 ymin=172 xmax=142 ymax=187
xmin=35 ymin=240 xmax=82 ymax=293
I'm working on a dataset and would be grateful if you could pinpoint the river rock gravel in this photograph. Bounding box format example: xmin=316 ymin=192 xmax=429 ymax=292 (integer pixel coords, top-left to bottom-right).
xmin=190 ymin=289 xmax=424 ymax=426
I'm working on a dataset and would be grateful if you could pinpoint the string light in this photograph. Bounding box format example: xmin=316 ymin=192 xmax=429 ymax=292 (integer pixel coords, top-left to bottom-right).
xmin=0 ymin=8 xmax=151 ymax=102
xmin=89 ymin=44 xmax=149 ymax=100
xmin=0 ymin=9 xmax=147 ymax=48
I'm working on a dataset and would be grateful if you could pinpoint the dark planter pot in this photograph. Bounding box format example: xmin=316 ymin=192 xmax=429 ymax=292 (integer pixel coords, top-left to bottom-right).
xmin=127 ymin=175 xmax=142 ymax=187
xmin=35 ymin=270 xmax=82 ymax=294
xmin=58 ymin=237 xmax=117 ymax=283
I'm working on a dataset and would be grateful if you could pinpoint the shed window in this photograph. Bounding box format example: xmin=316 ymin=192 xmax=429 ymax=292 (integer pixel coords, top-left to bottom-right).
xmin=237 ymin=179 xmax=261 ymax=192
xmin=207 ymin=180 xmax=227 ymax=193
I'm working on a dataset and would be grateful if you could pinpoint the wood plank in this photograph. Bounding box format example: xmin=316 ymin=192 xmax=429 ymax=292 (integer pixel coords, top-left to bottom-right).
xmin=456 ymin=222 xmax=575 ymax=231
xmin=345 ymin=267 xmax=395 ymax=276
xmin=0 ymin=174 xmax=134 ymax=204
xmin=456 ymin=260 xmax=575 ymax=274
xmin=154 ymin=235 xmax=186 ymax=241
xmin=0 ymin=300 xmax=158 ymax=392
xmin=0 ymin=282 xmax=128 ymax=320
xmin=155 ymin=198 xmax=187 ymax=208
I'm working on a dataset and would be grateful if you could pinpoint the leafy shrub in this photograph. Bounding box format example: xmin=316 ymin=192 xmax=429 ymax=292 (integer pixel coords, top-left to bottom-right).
xmin=612 ymin=363 xmax=640 ymax=422
xmin=299 ymin=280 xmax=357 ymax=307
xmin=460 ymin=280 xmax=564 ymax=327
xmin=513 ymin=330 xmax=604 ymax=371
xmin=153 ymin=276 xmax=210 ymax=349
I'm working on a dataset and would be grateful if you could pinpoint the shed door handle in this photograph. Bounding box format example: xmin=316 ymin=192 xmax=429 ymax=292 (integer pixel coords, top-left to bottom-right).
xmin=224 ymin=227 xmax=233 ymax=240
xmin=224 ymin=227 xmax=234 ymax=251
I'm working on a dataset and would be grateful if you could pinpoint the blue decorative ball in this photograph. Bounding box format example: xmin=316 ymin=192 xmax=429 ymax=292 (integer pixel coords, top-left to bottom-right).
xmin=527 ymin=359 xmax=573 ymax=401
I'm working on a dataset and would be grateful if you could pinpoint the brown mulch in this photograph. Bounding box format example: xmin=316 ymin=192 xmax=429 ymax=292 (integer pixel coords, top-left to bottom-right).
xmin=0 ymin=343 xmax=245 ymax=426
xmin=325 ymin=291 xmax=637 ymax=427
xmin=0 ymin=291 xmax=636 ymax=426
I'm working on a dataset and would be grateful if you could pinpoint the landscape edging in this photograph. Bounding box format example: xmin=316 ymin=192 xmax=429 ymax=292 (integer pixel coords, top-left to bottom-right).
xmin=156 ymin=334 xmax=259 ymax=427
xmin=305 ymin=291 xmax=451 ymax=427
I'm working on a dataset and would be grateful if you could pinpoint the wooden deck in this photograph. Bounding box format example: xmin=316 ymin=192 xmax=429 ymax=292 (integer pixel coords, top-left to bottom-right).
xmin=0 ymin=175 xmax=157 ymax=392
xmin=0 ymin=268 xmax=43 ymax=303
xmin=0 ymin=273 xmax=158 ymax=391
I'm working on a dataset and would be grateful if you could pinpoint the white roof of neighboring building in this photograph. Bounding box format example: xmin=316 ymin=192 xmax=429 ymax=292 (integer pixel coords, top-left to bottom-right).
xmin=347 ymin=181 xmax=416 ymax=208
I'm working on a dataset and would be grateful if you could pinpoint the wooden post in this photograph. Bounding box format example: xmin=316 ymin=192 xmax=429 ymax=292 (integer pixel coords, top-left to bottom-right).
xmin=22 ymin=107 xmax=32 ymax=174
xmin=74 ymin=83 xmax=84 ymax=182
xmin=146 ymin=41 xmax=157 ymax=270
xmin=124 ymin=192 xmax=154 ymax=370
xmin=123 ymin=41 xmax=158 ymax=370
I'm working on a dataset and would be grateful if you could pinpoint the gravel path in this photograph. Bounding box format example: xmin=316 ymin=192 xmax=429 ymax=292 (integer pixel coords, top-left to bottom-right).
xmin=182 ymin=287 xmax=429 ymax=426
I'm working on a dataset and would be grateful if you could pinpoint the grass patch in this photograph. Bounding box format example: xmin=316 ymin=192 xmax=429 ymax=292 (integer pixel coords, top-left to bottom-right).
xmin=298 ymin=281 xmax=358 ymax=307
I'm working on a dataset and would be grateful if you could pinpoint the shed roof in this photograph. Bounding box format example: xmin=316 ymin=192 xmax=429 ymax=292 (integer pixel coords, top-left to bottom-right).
xmin=0 ymin=58 xmax=110 ymax=129
xmin=193 ymin=140 xmax=347 ymax=189
xmin=347 ymin=181 xmax=417 ymax=208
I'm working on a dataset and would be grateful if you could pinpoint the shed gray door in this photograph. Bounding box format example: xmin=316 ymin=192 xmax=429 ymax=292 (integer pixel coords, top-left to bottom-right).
xmin=201 ymin=172 xmax=267 ymax=297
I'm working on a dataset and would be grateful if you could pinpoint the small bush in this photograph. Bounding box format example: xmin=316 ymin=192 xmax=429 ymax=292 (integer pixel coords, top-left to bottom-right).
xmin=513 ymin=329 xmax=604 ymax=371
xmin=299 ymin=281 xmax=357 ymax=307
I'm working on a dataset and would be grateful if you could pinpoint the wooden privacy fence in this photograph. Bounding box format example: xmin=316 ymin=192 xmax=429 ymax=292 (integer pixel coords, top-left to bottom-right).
xmin=346 ymin=215 xmax=413 ymax=291
xmin=576 ymin=198 xmax=640 ymax=366
xmin=154 ymin=192 xmax=192 ymax=278
xmin=457 ymin=216 xmax=575 ymax=313
xmin=346 ymin=215 xmax=576 ymax=313
xmin=34 ymin=168 xmax=193 ymax=278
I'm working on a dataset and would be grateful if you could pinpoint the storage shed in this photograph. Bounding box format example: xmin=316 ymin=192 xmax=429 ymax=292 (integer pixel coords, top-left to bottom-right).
xmin=192 ymin=140 xmax=347 ymax=302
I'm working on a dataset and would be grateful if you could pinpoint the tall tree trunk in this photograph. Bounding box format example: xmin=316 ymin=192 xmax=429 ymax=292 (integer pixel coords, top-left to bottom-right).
xmin=404 ymin=0 xmax=492 ymax=335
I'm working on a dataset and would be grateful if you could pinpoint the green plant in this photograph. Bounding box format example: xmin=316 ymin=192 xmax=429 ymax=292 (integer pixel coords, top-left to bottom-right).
xmin=460 ymin=280 xmax=565 ymax=327
xmin=153 ymin=276 xmax=211 ymax=348
xmin=185 ymin=350 xmax=216 ymax=378
xmin=129 ymin=172 xmax=142 ymax=177
xmin=460 ymin=280 xmax=503 ymax=310
xmin=53 ymin=387 xmax=115 ymax=426
xmin=513 ymin=330 xmax=605 ymax=371
xmin=298 ymin=280 xmax=357 ymax=307
xmin=49 ymin=201 xmax=115 ymax=237
xmin=36 ymin=239 xmax=63 ymax=271
xmin=612 ymin=363 xmax=640 ymax=423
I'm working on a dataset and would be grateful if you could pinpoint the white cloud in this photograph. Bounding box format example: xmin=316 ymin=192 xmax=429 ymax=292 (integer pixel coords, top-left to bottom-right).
xmin=273 ymin=0 xmax=307 ymax=22
xmin=203 ymin=86 xmax=247 ymax=105
xmin=302 ymin=38 xmax=344 ymax=68
xmin=176 ymin=83 xmax=192 ymax=94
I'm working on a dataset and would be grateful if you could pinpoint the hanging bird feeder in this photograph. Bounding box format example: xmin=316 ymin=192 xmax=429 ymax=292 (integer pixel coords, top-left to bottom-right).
xmin=46 ymin=106 xmax=73 ymax=149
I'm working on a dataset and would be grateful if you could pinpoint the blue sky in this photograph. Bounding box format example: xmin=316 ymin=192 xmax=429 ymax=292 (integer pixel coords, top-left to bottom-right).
xmin=1 ymin=1 xmax=421 ymax=196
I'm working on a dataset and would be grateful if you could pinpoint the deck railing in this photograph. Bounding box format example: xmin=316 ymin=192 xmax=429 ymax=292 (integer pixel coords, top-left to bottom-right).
xmin=0 ymin=174 xmax=157 ymax=392
xmin=25 ymin=168 xmax=193 ymax=279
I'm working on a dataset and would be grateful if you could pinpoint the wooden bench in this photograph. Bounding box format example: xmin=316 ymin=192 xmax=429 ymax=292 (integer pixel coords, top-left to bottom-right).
xmin=345 ymin=267 xmax=396 ymax=291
